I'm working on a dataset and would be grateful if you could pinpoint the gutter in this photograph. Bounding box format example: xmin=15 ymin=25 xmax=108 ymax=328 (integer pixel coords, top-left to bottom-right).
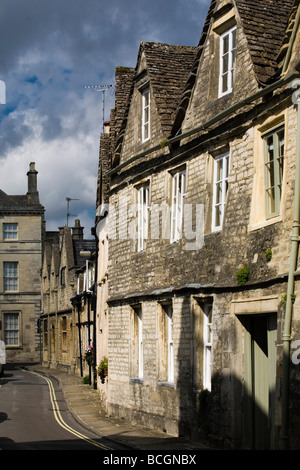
xmin=105 ymin=70 xmax=300 ymax=178
xmin=280 ymin=79 xmax=300 ymax=450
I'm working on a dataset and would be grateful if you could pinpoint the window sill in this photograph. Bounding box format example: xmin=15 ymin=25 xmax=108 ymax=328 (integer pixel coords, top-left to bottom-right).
xmin=157 ymin=381 xmax=175 ymax=388
xmin=248 ymin=215 xmax=282 ymax=232
xmin=130 ymin=377 xmax=143 ymax=384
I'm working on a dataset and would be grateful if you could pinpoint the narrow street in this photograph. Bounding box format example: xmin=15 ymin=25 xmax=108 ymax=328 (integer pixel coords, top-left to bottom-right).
xmin=0 ymin=364 xmax=125 ymax=450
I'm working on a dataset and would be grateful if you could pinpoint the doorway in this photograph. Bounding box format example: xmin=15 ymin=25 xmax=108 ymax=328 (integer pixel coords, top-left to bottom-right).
xmin=241 ymin=314 xmax=277 ymax=449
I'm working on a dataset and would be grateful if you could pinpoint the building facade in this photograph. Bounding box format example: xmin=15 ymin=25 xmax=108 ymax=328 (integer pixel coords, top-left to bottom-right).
xmin=96 ymin=0 xmax=300 ymax=450
xmin=0 ymin=162 xmax=45 ymax=363
xmin=41 ymin=219 xmax=96 ymax=378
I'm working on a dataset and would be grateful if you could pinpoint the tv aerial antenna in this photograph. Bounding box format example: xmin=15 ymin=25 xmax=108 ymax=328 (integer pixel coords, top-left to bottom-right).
xmin=66 ymin=197 xmax=79 ymax=226
xmin=83 ymin=84 xmax=113 ymax=132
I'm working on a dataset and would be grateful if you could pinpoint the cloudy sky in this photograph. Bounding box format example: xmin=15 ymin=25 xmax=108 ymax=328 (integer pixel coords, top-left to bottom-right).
xmin=0 ymin=0 xmax=210 ymax=237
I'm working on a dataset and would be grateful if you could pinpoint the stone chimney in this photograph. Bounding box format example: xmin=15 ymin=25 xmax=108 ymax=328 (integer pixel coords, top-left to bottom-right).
xmin=72 ymin=219 xmax=84 ymax=240
xmin=103 ymin=121 xmax=110 ymax=134
xmin=27 ymin=162 xmax=40 ymax=204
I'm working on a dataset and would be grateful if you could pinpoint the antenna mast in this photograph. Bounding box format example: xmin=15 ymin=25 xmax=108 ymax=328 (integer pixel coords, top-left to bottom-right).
xmin=83 ymin=84 xmax=113 ymax=132
xmin=66 ymin=197 xmax=79 ymax=226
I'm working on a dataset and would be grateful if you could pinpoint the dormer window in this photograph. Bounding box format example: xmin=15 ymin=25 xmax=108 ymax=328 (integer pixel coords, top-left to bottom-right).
xmin=219 ymin=26 xmax=236 ymax=97
xmin=142 ymin=87 xmax=150 ymax=142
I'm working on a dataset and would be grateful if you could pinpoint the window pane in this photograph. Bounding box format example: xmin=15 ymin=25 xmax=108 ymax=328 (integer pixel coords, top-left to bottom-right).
xmin=278 ymin=129 xmax=284 ymax=195
xmin=137 ymin=185 xmax=149 ymax=251
xmin=264 ymin=126 xmax=284 ymax=218
xmin=4 ymin=262 xmax=18 ymax=291
xmin=212 ymin=153 xmax=229 ymax=231
xmin=3 ymin=223 xmax=18 ymax=240
xmin=167 ymin=306 xmax=174 ymax=383
xmin=219 ymin=27 xmax=236 ymax=96
xmin=203 ymin=304 xmax=213 ymax=391
xmin=223 ymin=34 xmax=229 ymax=54
xmin=232 ymin=28 xmax=236 ymax=49
xmin=170 ymin=170 xmax=186 ymax=242
xmin=4 ymin=313 xmax=19 ymax=345
xmin=142 ymin=89 xmax=150 ymax=142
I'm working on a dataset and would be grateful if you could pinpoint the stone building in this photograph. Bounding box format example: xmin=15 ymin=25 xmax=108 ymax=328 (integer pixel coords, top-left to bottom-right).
xmin=96 ymin=0 xmax=300 ymax=450
xmin=41 ymin=219 xmax=96 ymax=377
xmin=0 ymin=162 xmax=45 ymax=363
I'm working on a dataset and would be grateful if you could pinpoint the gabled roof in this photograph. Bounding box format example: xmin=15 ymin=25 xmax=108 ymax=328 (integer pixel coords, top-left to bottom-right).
xmin=172 ymin=0 xmax=298 ymax=137
xmin=0 ymin=189 xmax=44 ymax=212
xmin=112 ymin=41 xmax=197 ymax=163
xmin=137 ymin=42 xmax=198 ymax=136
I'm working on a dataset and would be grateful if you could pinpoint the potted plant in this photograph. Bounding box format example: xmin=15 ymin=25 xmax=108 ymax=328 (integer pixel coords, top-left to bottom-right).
xmin=84 ymin=345 xmax=94 ymax=365
xmin=97 ymin=357 xmax=108 ymax=383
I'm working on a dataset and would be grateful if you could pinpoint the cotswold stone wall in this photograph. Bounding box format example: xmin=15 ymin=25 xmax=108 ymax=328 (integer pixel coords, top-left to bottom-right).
xmin=107 ymin=98 xmax=298 ymax=445
xmin=108 ymin=102 xmax=296 ymax=300
xmin=0 ymin=215 xmax=43 ymax=363
xmin=105 ymin=0 xmax=300 ymax=447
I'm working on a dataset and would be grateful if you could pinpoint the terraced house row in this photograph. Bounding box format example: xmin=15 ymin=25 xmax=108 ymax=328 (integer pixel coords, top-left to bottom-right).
xmin=94 ymin=0 xmax=300 ymax=450
xmin=2 ymin=0 xmax=300 ymax=452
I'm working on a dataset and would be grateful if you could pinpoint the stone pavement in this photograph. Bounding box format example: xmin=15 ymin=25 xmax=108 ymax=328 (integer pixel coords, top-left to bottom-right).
xmin=29 ymin=365 xmax=211 ymax=451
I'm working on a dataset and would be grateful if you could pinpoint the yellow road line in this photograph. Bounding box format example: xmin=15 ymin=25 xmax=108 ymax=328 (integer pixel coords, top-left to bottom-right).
xmin=25 ymin=369 xmax=113 ymax=450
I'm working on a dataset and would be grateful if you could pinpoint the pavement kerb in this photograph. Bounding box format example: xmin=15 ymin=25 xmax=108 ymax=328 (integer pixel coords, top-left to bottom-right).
xmin=28 ymin=365 xmax=211 ymax=451
xmin=28 ymin=365 xmax=141 ymax=450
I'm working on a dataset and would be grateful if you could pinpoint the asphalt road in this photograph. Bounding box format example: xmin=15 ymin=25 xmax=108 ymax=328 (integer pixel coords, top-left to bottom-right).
xmin=0 ymin=364 xmax=125 ymax=451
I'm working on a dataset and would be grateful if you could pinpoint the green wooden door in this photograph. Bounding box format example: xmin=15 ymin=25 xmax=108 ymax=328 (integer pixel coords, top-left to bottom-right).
xmin=242 ymin=314 xmax=277 ymax=449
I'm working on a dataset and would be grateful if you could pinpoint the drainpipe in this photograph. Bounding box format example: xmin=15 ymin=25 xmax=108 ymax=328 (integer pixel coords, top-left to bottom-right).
xmin=280 ymin=80 xmax=300 ymax=450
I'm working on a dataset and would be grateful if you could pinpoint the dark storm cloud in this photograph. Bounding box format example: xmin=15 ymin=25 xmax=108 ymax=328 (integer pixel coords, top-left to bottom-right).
xmin=0 ymin=0 xmax=210 ymax=232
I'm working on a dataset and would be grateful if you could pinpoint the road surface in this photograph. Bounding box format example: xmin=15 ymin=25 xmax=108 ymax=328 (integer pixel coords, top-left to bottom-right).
xmin=0 ymin=364 xmax=125 ymax=450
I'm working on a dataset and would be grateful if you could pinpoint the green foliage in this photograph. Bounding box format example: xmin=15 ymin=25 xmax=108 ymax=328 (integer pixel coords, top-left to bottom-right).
xmin=97 ymin=357 xmax=108 ymax=374
xmin=235 ymin=265 xmax=250 ymax=285
xmin=82 ymin=375 xmax=90 ymax=384
xmin=159 ymin=139 xmax=169 ymax=149
xmin=265 ymin=247 xmax=272 ymax=262
xmin=282 ymin=293 xmax=296 ymax=307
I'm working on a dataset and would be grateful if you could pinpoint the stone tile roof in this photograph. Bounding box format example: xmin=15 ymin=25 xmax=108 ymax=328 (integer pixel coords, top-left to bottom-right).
xmin=111 ymin=67 xmax=135 ymax=164
xmin=112 ymin=42 xmax=197 ymax=161
xmin=138 ymin=42 xmax=198 ymax=136
xmin=0 ymin=189 xmax=44 ymax=212
xmin=236 ymin=0 xmax=296 ymax=84
xmin=172 ymin=0 xmax=297 ymax=137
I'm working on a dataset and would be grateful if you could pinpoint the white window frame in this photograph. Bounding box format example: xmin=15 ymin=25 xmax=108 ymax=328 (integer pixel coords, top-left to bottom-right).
xmin=212 ymin=152 xmax=229 ymax=231
xmin=3 ymin=262 xmax=18 ymax=292
xmin=263 ymin=125 xmax=284 ymax=219
xmin=219 ymin=26 xmax=236 ymax=97
xmin=3 ymin=223 xmax=18 ymax=241
xmin=4 ymin=312 xmax=20 ymax=346
xmin=142 ymin=88 xmax=150 ymax=142
xmin=131 ymin=305 xmax=143 ymax=380
xmin=137 ymin=184 xmax=149 ymax=252
xmin=170 ymin=169 xmax=186 ymax=243
xmin=203 ymin=303 xmax=213 ymax=391
xmin=137 ymin=307 xmax=143 ymax=379
xmin=166 ymin=305 xmax=174 ymax=383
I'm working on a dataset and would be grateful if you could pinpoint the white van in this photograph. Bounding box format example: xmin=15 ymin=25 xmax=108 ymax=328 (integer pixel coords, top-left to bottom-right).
xmin=0 ymin=340 xmax=6 ymax=377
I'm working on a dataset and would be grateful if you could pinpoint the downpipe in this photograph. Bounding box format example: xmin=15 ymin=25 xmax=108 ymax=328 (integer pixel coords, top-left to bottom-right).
xmin=280 ymin=80 xmax=300 ymax=450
